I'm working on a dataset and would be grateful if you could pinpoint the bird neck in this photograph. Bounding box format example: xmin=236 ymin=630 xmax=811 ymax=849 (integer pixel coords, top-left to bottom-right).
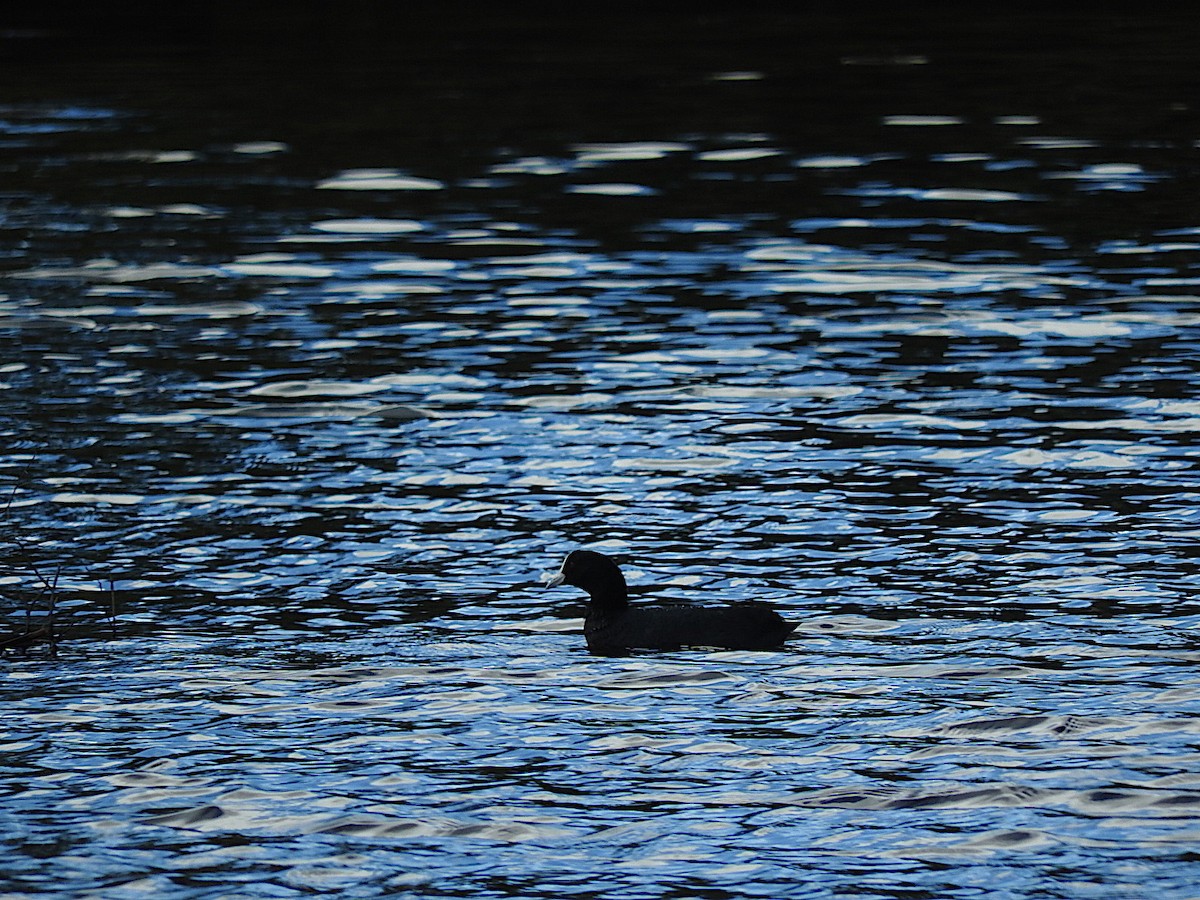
xmin=584 ymin=569 xmax=629 ymax=612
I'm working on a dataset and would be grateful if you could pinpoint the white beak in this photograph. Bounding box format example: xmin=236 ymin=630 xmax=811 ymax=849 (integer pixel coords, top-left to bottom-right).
xmin=544 ymin=567 xmax=566 ymax=588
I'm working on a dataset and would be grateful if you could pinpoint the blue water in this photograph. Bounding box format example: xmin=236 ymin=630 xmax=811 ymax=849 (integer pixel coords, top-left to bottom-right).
xmin=5 ymin=10 xmax=1200 ymax=898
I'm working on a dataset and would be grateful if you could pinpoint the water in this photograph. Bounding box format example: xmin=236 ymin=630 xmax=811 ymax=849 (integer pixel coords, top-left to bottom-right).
xmin=4 ymin=9 xmax=1200 ymax=898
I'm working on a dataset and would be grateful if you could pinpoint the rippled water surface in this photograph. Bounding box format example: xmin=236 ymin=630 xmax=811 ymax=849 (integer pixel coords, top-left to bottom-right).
xmin=5 ymin=10 xmax=1200 ymax=898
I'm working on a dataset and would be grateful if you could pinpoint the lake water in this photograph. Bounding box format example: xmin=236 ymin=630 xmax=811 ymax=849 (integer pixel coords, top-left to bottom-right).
xmin=5 ymin=9 xmax=1200 ymax=899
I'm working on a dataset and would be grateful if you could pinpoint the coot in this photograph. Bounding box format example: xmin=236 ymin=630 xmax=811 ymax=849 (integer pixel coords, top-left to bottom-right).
xmin=546 ymin=549 xmax=795 ymax=655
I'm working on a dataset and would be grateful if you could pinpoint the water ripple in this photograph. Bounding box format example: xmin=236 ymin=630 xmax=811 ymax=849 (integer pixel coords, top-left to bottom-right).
xmin=6 ymin=16 xmax=1200 ymax=898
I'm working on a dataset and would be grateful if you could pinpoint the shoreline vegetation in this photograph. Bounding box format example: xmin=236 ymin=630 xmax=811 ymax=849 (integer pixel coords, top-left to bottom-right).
xmin=2 ymin=485 xmax=119 ymax=657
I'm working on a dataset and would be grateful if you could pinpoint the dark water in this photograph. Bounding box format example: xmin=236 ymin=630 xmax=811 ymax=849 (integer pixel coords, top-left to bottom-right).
xmin=5 ymin=9 xmax=1200 ymax=898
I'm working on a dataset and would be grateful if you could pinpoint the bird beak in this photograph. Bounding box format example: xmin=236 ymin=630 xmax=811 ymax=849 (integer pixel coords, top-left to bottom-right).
xmin=544 ymin=568 xmax=565 ymax=588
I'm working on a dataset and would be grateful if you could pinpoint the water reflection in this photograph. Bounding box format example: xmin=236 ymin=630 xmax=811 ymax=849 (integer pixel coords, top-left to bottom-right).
xmin=5 ymin=9 xmax=1200 ymax=899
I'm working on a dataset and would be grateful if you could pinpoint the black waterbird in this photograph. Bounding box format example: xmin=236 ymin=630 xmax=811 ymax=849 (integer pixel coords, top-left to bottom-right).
xmin=546 ymin=549 xmax=795 ymax=655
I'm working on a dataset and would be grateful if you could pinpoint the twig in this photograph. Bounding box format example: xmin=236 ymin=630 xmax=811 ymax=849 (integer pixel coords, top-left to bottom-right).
xmin=105 ymin=577 xmax=119 ymax=640
xmin=1 ymin=478 xmax=64 ymax=656
xmin=2 ymin=474 xmax=125 ymax=657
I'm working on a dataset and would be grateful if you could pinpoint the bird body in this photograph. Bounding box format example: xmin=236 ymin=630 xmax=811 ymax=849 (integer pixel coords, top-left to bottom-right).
xmin=547 ymin=549 xmax=794 ymax=655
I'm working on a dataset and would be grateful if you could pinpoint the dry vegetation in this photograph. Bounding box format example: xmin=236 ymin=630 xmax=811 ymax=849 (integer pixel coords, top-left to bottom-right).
xmin=2 ymin=484 xmax=119 ymax=657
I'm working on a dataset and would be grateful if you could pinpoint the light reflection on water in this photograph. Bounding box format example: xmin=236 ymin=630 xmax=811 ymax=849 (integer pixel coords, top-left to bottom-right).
xmin=8 ymin=622 xmax=1200 ymax=897
xmin=6 ymin=12 xmax=1200 ymax=898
